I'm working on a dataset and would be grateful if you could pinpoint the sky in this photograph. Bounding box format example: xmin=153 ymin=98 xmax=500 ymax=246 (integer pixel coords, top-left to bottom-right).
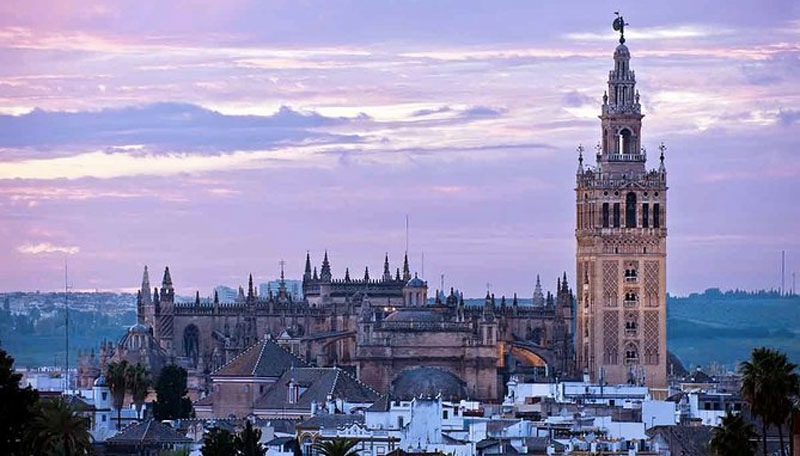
xmin=0 ymin=0 xmax=798 ymax=297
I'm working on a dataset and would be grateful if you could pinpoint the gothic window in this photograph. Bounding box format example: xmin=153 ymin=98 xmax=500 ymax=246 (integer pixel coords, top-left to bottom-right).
xmin=642 ymin=203 xmax=649 ymax=228
xmin=626 ymin=192 xmax=637 ymax=228
xmin=602 ymin=203 xmax=610 ymax=228
xmin=183 ymin=324 xmax=200 ymax=366
xmin=613 ymin=203 xmax=621 ymax=228
xmin=653 ymin=203 xmax=661 ymax=228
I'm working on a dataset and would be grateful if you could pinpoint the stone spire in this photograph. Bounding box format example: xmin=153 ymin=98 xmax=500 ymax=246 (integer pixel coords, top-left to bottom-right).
xmin=195 ymin=291 xmax=200 ymax=306
xmin=312 ymin=267 xmax=318 ymax=281
xmin=363 ymin=266 xmax=370 ymax=282
xmin=279 ymin=261 xmax=287 ymax=295
xmin=247 ymin=274 xmax=254 ymax=300
xmin=160 ymin=267 xmax=174 ymax=303
xmin=140 ymin=266 xmax=152 ymax=305
xmin=320 ymin=250 xmax=332 ymax=282
xmin=153 ymin=287 xmax=160 ymax=314
xmin=533 ymin=274 xmax=545 ymax=307
xmin=382 ymin=253 xmax=392 ymax=282
xmin=402 ymin=253 xmax=411 ymax=281
xmin=395 ymin=268 xmax=401 ymax=281
xmin=345 ymin=267 xmax=351 ymax=282
xmin=304 ymin=251 xmax=312 ymax=281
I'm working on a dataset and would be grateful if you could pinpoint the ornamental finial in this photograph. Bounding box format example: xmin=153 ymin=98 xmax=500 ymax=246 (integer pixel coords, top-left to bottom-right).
xmin=577 ymin=144 xmax=584 ymax=173
xmin=613 ymin=12 xmax=628 ymax=44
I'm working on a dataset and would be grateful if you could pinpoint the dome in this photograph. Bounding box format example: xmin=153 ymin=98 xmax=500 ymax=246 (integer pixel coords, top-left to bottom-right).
xmin=93 ymin=375 xmax=107 ymax=387
xmin=391 ymin=367 xmax=466 ymax=400
xmin=405 ymin=275 xmax=425 ymax=288
xmin=614 ymin=43 xmax=630 ymax=57
xmin=383 ymin=308 xmax=444 ymax=323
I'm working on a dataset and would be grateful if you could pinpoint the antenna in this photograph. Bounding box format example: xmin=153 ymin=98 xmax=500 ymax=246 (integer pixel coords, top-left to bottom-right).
xmin=421 ymin=252 xmax=424 ymax=278
xmin=405 ymin=215 xmax=409 ymax=254
xmin=64 ymin=259 xmax=69 ymax=392
xmin=781 ymin=250 xmax=786 ymax=296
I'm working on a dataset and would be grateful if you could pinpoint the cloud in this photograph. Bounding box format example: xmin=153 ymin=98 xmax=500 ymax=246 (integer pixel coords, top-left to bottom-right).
xmin=564 ymin=24 xmax=733 ymax=42
xmin=0 ymin=103 xmax=365 ymax=155
xmin=17 ymin=242 xmax=79 ymax=255
xmin=777 ymin=108 xmax=800 ymax=125
xmin=460 ymin=106 xmax=505 ymax=119
xmin=562 ymin=91 xmax=595 ymax=108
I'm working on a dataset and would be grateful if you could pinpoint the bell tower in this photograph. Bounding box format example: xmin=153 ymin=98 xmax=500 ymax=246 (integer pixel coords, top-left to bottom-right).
xmin=575 ymin=14 xmax=668 ymax=388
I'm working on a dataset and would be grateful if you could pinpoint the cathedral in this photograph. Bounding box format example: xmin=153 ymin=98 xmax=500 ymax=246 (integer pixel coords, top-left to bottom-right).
xmin=77 ymin=20 xmax=672 ymax=407
xmin=109 ymin=253 xmax=575 ymax=403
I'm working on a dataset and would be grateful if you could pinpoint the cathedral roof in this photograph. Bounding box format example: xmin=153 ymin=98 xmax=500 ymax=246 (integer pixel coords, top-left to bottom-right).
xmin=391 ymin=367 xmax=466 ymax=401
xmin=211 ymin=336 xmax=308 ymax=378
xmin=107 ymin=419 xmax=192 ymax=445
xmin=383 ymin=308 xmax=445 ymax=323
xmin=255 ymin=367 xmax=380 ymax=411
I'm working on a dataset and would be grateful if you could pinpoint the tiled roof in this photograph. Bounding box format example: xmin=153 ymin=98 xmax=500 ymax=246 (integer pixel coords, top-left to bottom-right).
xmin=107 ymin=420 xmax=192 ymax=445
xmin=212 ymin=336 xmax=308 ymax=378
xmin=255 ymin=367 xmax=380 ymax=411
xmin=646 ymin=425 xmax=713 ymax=456
xmin=296 ymin=413 xmax=365 ymax=430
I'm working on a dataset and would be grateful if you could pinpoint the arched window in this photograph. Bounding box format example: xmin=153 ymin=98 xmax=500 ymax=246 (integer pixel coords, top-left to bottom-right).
xmin=625 ymin=192 xmax=637 ymax=228
xmin=624 ymin=343 xmax=639 ymax=365
xmin=653 ymin=203 xmax=661 ymax=228
xmin=602 ymin=203 xmax=610 ymax=228
xmin=618 ymin=128 xmax=633 ymax=154
xmin=613 ymin=203 xmax=621 ymax=228
xmin=642 ymin=203 xmax=650 ymax=228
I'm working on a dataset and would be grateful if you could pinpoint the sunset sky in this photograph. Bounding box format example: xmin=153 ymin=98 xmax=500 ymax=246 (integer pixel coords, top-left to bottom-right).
xmin=0 ymin=0 xmax=798 ymax=297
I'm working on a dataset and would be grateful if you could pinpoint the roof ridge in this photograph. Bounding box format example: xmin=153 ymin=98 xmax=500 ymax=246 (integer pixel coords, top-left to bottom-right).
xmin=329 ymin=368 xmax=341 ymax=396
xmin=253 ymin=336 xmax=270 ymax=376
xmin=143 ymin=419 xmax=153 ymax=442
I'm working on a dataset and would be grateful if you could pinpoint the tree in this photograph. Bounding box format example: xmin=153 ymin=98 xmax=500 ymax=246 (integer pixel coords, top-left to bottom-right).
xmin=313 ymin=438 xmax=361 ymax=456
xmin=106 ymin=360 xmax=129 ymax=429
xmin=152 ymin=364 xmax=193 ymax=420
xmin=235 ymin=420 xmax=266 ymax=456
xmin=201 ymin=427 xmax=237 ymax=456
xmin=709 ymin=410 xmax=757 ymax=456
xmin=740 ymin=347 xmax=799 ymax=456
xmin=28 ymin=397 xmax=93 ymax=456
xmin=125 ymin=362 xmax=150 ymax=420
xmin=0 ymin=349 xmax=39 ymax=456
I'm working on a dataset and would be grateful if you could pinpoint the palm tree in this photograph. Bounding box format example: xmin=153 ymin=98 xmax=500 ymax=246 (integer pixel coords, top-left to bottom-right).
xmin=313 ymin=438 xmax=361 ymax=456
xmin=740 ymin=347 xmax=799 ymax=456
xmin=709 ymin=410 xmax=757 ymax=456
xmin=125 ymin=362 xmax=150 ymax=421
xmin=106 ymin=360 xmax=129 ymax=429
xmin=29 ymin=397 xmax=93 ymax=456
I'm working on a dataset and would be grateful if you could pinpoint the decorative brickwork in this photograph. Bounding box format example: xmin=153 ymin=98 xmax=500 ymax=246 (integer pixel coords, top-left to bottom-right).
xmin=603 ymin=260 xmax=619 ymax=306
xmin=644 ymin=261 xmax=659 ymax=306
xmin=602 ymin=311 xmax=619 ymax=364
xmin=644 ymin=311 xmax=659 ymax=365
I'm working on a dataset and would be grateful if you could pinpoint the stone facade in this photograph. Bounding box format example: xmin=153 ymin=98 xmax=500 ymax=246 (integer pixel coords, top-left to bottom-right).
xmin=575 ymin=35 xmax=668 ymax=388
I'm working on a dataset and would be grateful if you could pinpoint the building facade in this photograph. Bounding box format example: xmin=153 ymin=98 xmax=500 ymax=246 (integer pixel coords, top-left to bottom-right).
xmin=575 ymin=28 xmax=668 ymax=387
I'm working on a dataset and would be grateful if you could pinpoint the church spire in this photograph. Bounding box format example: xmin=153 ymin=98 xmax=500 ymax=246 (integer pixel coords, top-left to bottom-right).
xmin=247 ymin=274 xmax=254 ymax=300
xmin=140 ymin=266 xmax=152 ymax=305
xmin=304 ymin=251 xmax=312 ymax=281
xmin=320 ymin=250 xmax=332 ymax=281
xmin=363 ymin=266 xmax=370 ymax=282
xmin=382 ymin=253 xmax=392 ymax=282
xmin=402 ymin=253 xmax=411 ymax=281
xmin=533 ymin=274 xmax=545 ymax=307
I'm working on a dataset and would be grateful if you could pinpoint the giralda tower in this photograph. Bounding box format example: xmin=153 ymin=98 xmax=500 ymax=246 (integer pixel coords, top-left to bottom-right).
xmin=575 ymin=15 xmax=668 ymax=388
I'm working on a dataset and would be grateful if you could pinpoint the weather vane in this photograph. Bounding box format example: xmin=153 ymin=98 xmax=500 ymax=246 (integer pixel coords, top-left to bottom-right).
xmin=613 ymin=12 xmax=629 ymax=44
